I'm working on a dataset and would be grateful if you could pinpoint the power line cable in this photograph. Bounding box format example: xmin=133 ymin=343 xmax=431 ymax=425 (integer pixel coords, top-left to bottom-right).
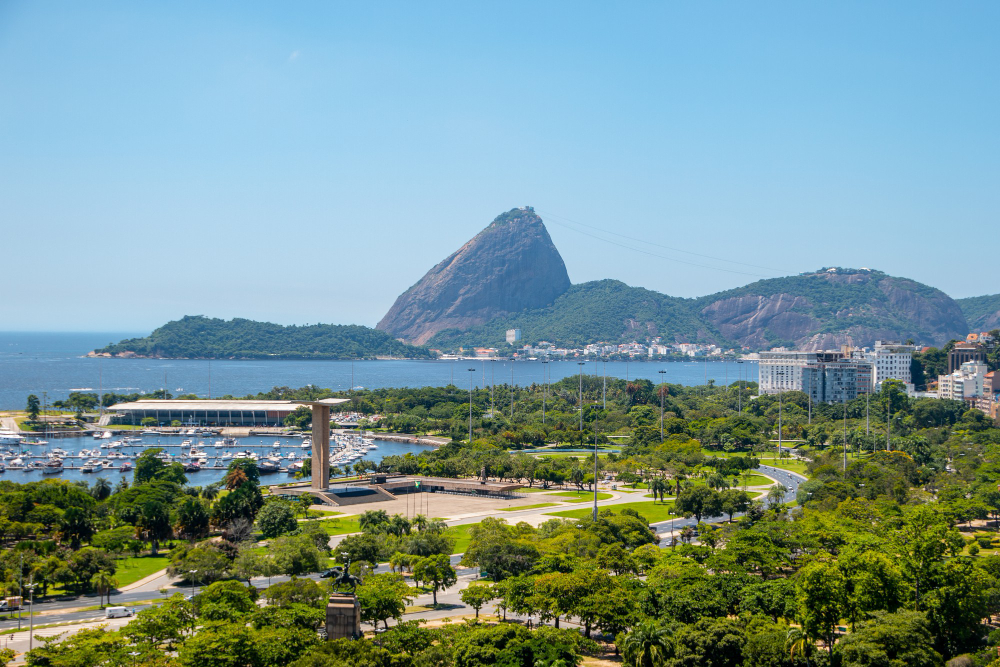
xmin=541 ymin=217 xmax=776 ymax=279
xmin=536 ymin=208 xmax=783 ymax=274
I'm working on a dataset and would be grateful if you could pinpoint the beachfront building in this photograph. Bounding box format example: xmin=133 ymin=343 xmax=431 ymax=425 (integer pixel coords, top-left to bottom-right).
xmin=105 ymin=399 xmax=347 ymax=427
xmin=759 ymin=349 xmax=872 ymax=403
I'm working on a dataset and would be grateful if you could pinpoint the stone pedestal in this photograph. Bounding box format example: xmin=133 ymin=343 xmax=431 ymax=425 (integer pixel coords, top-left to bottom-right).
xmin=326 ymin=593 xmax=361 ymax=640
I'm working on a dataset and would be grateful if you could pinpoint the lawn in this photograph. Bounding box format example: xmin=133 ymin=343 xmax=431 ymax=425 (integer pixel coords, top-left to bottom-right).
xmin=763 ymin=460 xmax=809 ymax=475
xmin=442 ymin=523 xmax=478 ymax=554
xmin=547 ymin=501 xmax=676 ymax=523
xmin=545 ymin=491 xmax=613 ymax=503
xmin=316 ymin=516 xmax=361 ymax=536
xmin=736 ymin=474 xmax=777 ymax=487
xmin=500 ymin=503 xmax=559 ymax=512
xmin=516 ymin=487 xmax=551 ymax=493
xmin=113 ymin=555 xmax=171 ymax=587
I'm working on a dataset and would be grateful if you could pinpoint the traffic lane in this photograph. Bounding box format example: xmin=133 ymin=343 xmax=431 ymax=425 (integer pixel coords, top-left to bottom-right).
xmin=650 ymin=464 xmax=806 ymax=544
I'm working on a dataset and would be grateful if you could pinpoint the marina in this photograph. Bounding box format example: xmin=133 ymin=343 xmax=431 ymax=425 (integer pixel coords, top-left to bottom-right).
xmin=0 ymin=432 xmax=431 ymax=486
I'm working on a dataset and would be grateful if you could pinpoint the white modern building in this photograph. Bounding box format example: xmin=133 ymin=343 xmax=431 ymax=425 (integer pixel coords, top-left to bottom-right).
xmin=759 ymin=348 xmax=873 ymax=403
xmin=861 ymin=341 xmax=918 ymax=391
xmin=938 ymin=361 xmax=988 ymax=401
xmin=505 ymin=329 xmax=522 ymax=345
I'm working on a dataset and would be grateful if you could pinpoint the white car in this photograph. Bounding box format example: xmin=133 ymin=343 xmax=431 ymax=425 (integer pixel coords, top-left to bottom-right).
xmin=105 ymin=606 xmax=133 ymax=619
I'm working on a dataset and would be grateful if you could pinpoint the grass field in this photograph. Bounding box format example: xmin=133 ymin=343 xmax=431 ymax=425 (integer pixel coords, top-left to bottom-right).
xmin=113 ymin=555 xmax=171 ymax=588
xmin=547 ymin=501 xmax=676 ymax=523
xmin=545 ymin=491 xmax=613 ymax=503
xmin=316 ymin=516 xmax=362 ymax=536
xmin=500 ymin=503 xmax=559 ymax=512
xmin=762 ymin=460 xmax=809 ymax=475
xmin=516 ymin=487 xmax=551 ymax=493
xmin=442 ymin=523 xmax=478 ymax=554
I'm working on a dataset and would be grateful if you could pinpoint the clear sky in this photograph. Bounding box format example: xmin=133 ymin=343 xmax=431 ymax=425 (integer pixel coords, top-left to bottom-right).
xmin=1 ymin=2 xmax=997 ymax=332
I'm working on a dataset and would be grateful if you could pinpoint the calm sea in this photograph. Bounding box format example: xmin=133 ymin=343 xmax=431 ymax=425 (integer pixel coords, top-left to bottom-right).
xmin=0 ymin=332 xmax=759 ymax=410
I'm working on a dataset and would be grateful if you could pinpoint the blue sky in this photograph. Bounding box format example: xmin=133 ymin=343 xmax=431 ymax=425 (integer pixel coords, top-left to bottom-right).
xmin=1 ymin=2 xmax=997 ymax=332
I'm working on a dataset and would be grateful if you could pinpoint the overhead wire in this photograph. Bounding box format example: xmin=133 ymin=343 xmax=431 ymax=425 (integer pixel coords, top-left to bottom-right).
xmin=536 ymin=208 xmax=783 ymax=276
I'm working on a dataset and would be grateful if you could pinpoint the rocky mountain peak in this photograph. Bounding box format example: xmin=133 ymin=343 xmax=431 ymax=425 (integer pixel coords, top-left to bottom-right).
xmin=376 ymin=207 xmax=571 ymax=345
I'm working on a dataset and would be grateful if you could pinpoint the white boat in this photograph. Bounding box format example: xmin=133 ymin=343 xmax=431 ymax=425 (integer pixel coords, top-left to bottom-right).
xmin=99 ymin=431 xmax=113 ymax=439
xmin=7 ymin=458 xmax=25 ymax=470
xmin=120 ymin=461 xmax=133 ymax=472
xmin=81 ymin=459 xmax=100 ymax=473
xmin=221 ymin=452 xmax=234 ymax=460
xmin=181 ymin=440 xmax=192 ymax=447
xmin=258 ymin=458 xmax=281 ymax=473
xmin=213 ymin=440 xmax=225 ymax=448
xmin=287 ymin=460 xmax=303 ymax=473
xmin=41 ymin=459 xmax=63 ymax=474
xmin=272 ymin=440 xmax=282 ymax=448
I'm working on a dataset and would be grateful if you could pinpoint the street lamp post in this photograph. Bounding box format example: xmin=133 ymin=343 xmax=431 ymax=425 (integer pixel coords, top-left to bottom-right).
xmin=843 ymin=400 xmax=848 ymax=471
xmin=467 ymin=369 xmax=476 ymax=443
xmin=737 ymin=360 xmax=743 ymax=415
xmin=510 ymin=365 xmax=514 ymax=421
xmin=577 ymin=362 xmax=585 ymax=432
xmin=27 ymin=578 xmax=35 ymax=652
xmin=541 ymin=361 xmax=548 ymax=425
xmin=658 ymin=369 xmax=666 ymax=441
xmin=602 ymin=359 xmax=606 ymax=410
xmin=188 ymin=570 xmax=198 ymax=599
xmin=592 ymin=421 xmax=600 ymax=522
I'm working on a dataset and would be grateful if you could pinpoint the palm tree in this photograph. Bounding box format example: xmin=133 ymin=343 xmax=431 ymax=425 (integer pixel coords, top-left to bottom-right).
xmin=223 ymin=467 xmax=247 ymax=490
xmin=412 ymin=514 xmax=429 ymax=533
xmin=90 ymin=571 xmax=118 ymax=609
xmin=767 ymin=484 xmax=786 ymax=509
xmin=91 ymin=478 xmax=112 ymax=501
xmin=786 ymin=627 xmax=812 ymax=666
xmin=621 ymin=620 xmax=672 ymax=667
xmin=200 ymin=484 xmax=219 ymax=501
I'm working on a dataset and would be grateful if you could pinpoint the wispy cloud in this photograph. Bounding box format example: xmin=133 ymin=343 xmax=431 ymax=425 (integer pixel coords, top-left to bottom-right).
xmin=288 ymin=50 xmax=302 ymax=62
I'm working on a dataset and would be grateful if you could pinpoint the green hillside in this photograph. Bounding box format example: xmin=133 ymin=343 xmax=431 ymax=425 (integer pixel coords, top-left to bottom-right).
xmin=94 ymin=316 xmax=433 ymax=359
xmin=958 ymin=293 xmax=1000 ymax=330
xmin=428 ymin=280 xmax=729 ymax=349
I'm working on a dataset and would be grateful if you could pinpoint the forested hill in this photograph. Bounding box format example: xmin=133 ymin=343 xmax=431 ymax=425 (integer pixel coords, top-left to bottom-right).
xmin=428 ymin=270 xmax=969 ymax=351
xmin=958 ymin=293 xmax=1000 ymax=331
xmin=428 ymin=280 xmax=726 ymax=350
xmin=91 ymin=316 xmax=433 ymax=359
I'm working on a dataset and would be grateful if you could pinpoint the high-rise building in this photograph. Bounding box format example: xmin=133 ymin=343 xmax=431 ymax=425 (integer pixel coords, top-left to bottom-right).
xmin=505 ymin=329 xmax=521 ymax=345
xmin=864 ymin=341 xmax=917 ymax=390
xmin=759 ymin=349 xmax=872 ymax=403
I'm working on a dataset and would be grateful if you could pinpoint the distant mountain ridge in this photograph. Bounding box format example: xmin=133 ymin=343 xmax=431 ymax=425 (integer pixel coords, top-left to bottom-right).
xmin=92 ymin=316 xmax=432 ymax=359
xmin=958 ymin=294 xmax=1000 ymax=331
xmin=383 ymin=207 xmax=973 ymax=351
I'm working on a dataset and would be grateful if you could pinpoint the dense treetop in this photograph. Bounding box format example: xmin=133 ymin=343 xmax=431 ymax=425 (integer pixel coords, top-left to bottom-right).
xmin=93 ymin=316 xmax=433 ymax=360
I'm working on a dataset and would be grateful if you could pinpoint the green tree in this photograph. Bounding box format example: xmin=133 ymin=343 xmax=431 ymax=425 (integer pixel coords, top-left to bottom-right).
xmin=356 ymin=573 xmax=414 ymax=631
xmin=837 ymin=610 xmax=941 ymax=667
xmin=411 ymin=554 xmax=456 ymax=606
xmin=459 ymin=583 xmax=494 ymax=618
xmin=89 ymin=570 xmax=117 ymax=608
xmin=675 ymin=486 xmax=723 ymax=523
xmin=26 ymin=394 xmax=40 ymax=421
xmin=176 ymin=496 xmax=210 ymax=541
xmin=796 ymin=561 xmax=847 ymax=657
xmin=195 ymin=580 xmax=258 ymax=622
xmin=272 ymin=534 xmax=323 ymax=576
xmin=621 ymin=620 xmax=673 ymax=667
xmin=122 ymin=594 xmax=195 ymax=649
xmin=257 ymin=500 xmax=298 ymax=539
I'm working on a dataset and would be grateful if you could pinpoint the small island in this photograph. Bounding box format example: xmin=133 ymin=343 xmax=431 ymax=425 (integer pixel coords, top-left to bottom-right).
xmin=90 ymin=315 xmax=434 ymax=360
